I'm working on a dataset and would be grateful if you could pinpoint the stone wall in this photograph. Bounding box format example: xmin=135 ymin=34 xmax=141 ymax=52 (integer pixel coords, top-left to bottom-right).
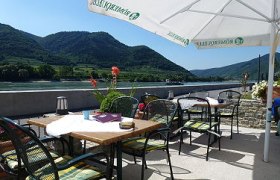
xmin=221 ymin=99 xmax=277 ymax=129
xmin=0 ymin=83 xmax=246 ymax=117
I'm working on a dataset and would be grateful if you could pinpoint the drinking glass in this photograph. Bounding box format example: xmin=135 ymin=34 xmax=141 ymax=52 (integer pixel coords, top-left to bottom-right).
xmin=83 ymin=110 xmax=91 ymax=120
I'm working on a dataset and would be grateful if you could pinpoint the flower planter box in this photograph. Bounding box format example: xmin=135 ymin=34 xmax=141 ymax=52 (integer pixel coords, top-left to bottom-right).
xmin=262 ymin=87 xmax=280 ymax=103
xmin=272 ymin=87 xmax=280 ymax=98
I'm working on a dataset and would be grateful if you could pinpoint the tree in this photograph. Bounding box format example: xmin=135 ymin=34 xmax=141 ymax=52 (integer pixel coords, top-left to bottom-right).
xmin=90 ymin=70 xmax=99 ymax=79
xmin=18 ymin=69 xmax=29 ymax=81
xmin=59 ymin=66 xmax=74 ymax=78
xmin=0 ymin=64 xmax=18 ymax=81
xmin=37 ymin=64 xmax=55 ymax=79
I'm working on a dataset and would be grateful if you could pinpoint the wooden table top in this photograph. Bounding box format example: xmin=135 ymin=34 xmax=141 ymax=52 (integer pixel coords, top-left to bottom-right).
xmin=27 ymin=115 xmax=161 ymax=145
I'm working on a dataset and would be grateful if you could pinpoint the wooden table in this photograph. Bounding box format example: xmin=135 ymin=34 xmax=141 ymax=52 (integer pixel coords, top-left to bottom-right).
xmin=28 ymin=116 xmax=161 ymax=180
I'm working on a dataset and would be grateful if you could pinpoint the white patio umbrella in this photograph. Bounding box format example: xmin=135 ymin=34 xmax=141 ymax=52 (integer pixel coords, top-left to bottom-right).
xmin=88 ymin=0 xmax=280 ymax=162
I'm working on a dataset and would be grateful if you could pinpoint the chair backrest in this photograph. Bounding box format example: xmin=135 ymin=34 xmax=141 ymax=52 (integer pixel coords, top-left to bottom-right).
xmin=0 ymin=116 xmax=59 ymax=179
xmin=177 ymin=96 xmax=212 ymax=123
xmin=188 ymin=91 xmax=209 ymax=99
xmin=140 ymin=94 xmax=160 ymax=106
xmin=218 ymin=90 xmax=241 ymax=105
xmin=109 ymin=96 xmax=139 ymax=118
xmin=143 ymin=99 xmax=177 ymax=127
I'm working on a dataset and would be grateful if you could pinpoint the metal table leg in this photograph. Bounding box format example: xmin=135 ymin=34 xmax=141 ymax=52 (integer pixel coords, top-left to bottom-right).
xmin=116 ymin=141 xmax=122 ymax=180
xmin=69 ymin=136 xmax=74 ymax=156
xmin=213 ymin=107 xmax=218 ymax=143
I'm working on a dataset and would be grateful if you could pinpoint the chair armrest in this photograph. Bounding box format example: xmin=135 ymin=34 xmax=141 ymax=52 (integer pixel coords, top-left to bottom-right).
xmin=21 ymin=124 xmax=37 ymax=137
xmin=57 ymin=152 xmax=109 ymax=170
xmin=207 ymin=130 xmax=222 ymax=137
xmin=146 ymin=127 xmax=170 ymax=139
xmin=142 ymin=127 xmax=171 ymax=152
xmin=173 ymin=127 xmax=184 ymax=135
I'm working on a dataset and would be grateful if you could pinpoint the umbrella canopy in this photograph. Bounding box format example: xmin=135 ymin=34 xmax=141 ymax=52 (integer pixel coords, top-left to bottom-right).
xmin=88 ymin=0 xmax=280 ymax=162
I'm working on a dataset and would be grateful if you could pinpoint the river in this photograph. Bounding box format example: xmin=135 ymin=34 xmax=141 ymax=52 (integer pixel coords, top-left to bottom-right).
xmin=0 ymin=80 xmax=247 ymax=91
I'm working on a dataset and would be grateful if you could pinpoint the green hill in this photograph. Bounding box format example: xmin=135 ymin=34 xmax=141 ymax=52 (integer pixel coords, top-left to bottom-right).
xmin=38 ymin=31 xmax=130 ymax=67
xmin=0 ymin=23 xmax=45 ymax=59
xmin=190 ymin=53 xmax=280 ymax=80
xmin=37 ymin=31 xmax=189 ymax=73
xmin=0 ymin=23 xmax=70 ymax=65
xmin=0 ymin=23 xmax=194 ymax=80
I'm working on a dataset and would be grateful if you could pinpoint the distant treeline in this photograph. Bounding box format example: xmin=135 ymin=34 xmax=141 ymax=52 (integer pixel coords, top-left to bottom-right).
xmin=0 ymin=62 xmax=225 ymax=82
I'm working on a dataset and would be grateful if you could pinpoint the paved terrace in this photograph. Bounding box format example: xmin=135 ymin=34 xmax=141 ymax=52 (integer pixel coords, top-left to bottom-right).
xmin=119 ymin=125 xmax=280 ymax=180
xmin=8 ymin=109 xmax=280 ymax=180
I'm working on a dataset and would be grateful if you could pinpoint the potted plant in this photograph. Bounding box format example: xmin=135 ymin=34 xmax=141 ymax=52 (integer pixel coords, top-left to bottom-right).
xmin=252 ymin=80 xmax=280 ymax=102
xmin=90 ymin=66 xmax=135 ymax=112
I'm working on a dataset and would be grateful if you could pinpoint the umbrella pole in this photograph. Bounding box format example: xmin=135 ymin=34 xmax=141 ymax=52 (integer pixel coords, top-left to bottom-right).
xmin=264 ymin=28 xmax=278 ymax=163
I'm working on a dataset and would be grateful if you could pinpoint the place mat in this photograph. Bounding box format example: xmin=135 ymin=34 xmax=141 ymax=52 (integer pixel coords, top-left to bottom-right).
xmin=93 ymin=113 xmax=121 ymax=123
xmin=46 ymin=115 xmax=133 ymax=137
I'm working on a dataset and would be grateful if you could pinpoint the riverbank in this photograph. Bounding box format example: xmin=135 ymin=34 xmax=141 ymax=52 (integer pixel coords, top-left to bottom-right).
xmin=0 ymin=80 xmax=245 ymax=91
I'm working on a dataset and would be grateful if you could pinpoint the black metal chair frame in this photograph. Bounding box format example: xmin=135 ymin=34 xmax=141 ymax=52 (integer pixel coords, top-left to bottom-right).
xmin=0 ymin=116 xmax=109 ymax=180
xmin=186 ymin=91 xmax=210 ymax=120
xmin=122 ymin=99 xmax=176 ymax=180
xmin=109 ymin=96 xmax=139 ymax=118
xmin=0 ymin=120 xmax=71 ymax=178
xmin=218 ymin=90 xmax=241 ymax=139
xmin=177 ymin=96 xmax=221 ymax=161
xmin=140 ymin=94 xmax=160 ymax=106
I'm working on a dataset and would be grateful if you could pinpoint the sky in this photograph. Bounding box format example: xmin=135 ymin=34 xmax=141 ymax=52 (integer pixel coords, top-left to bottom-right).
xmin=0 ymin=0 xmax=276 ymax=70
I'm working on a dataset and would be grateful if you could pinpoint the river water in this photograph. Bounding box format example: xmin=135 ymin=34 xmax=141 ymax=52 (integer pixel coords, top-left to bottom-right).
xmin=0 ymin=81 xmax=246 ymax=91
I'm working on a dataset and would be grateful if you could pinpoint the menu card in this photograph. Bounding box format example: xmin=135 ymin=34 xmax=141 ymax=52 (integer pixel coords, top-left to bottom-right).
xmin=92 ymin=113 xmax=122 ymax=123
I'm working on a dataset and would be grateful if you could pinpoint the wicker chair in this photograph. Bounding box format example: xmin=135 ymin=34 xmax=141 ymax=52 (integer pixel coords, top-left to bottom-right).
xmin=186 ymin=91 xmax=209 ymax=120
xmin=0 ymin=116 xmax=109 ymax=179
xmin=177 ymin=96 xmax=221 ymax=161
xmin=140 ymin=94 xmax=160 ymax=106
xmin=109 ymin=96 xmax=139 ymax=118
xmin=0 ymin=120 xmax=70 ymax=178
xmin=122 ymin=99 xmax=177 ymax=180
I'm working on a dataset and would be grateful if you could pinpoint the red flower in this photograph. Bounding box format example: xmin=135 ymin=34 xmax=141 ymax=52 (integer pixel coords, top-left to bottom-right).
xmin=138 ymin=103 xmax=145 ymax=111
xmin=90 ymin=76 xmax=97 ymax=88
xmin=112 ymin=66 xmax=120 ymax=76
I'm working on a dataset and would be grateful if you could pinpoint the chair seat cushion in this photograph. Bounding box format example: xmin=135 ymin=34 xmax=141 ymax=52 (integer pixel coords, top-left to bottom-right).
xmin=219 ymin=112 xmax=233 ymax=117
xmin=187 ymin=109 xmax=203 ymax=114
xmin=149 ymin=114 xmax=167 ymax=124
xmin=26 ymin=155 xmax=104 ymax=180
xmin=183 ymin=120 xmax=218 ymax=132
xmin=2 ymin=146 xmax=59 ymax=170
xmin=122 ymin=137 xmax=166 ymax=156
